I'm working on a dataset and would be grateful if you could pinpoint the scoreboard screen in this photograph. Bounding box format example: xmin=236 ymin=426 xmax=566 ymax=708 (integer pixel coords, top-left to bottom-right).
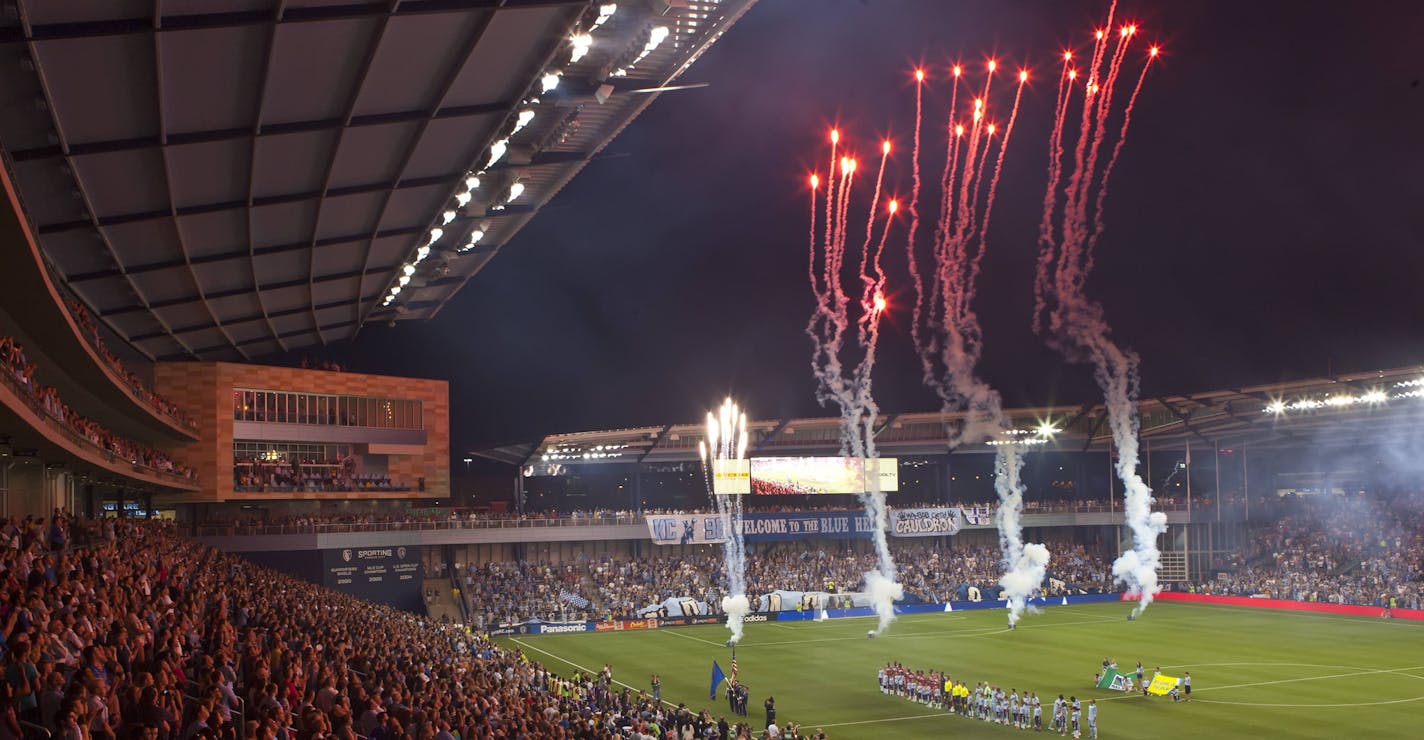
xmin=748 ymin=457 xmax=898 ymax=495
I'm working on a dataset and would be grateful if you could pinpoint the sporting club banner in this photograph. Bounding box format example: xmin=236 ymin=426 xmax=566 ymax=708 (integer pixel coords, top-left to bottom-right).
xmin=1097 ymin=669 xmax=1134 ymax=691
xmin=646 ymin=511 xmax=877 ymax=544
xmin=1147 ymin=674 xmax=1180 ymax=696
xmin=888 ymin=507 xmax=963 ymax=537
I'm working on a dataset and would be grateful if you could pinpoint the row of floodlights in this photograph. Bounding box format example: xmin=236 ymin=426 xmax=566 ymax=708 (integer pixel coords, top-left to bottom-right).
xmin=986 ymin=422 xmax=1058 ymax=446
xmin=386 ymin=4 xmax=672 ymax=308
xmin=1263 ymin=379 xmax=1424 ymax=415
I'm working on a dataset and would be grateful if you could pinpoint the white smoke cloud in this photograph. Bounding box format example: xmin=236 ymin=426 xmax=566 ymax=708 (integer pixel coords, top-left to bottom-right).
xmin=864 ymin=569 xmax=904 ymax=635
xmin=995 ymin=448 xmax=1051 ymax=625
xmin=721 ymin=594 xmax=751 ymax=644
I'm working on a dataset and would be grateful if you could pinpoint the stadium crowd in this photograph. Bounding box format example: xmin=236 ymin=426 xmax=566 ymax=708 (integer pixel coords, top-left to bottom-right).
xmin=64 ymin=297 xmax=198 ymax=431
xmin=1 ymin=336 xmax=196 ymax=480
xmin=1201 ymin=494 xmax=1424 ymax=609
xmin=0 ymin=513 xmax=806 ymax=740
xmin=460 ymin=543 xmax=1115 ymax=625
xmin=232 ymin=457 xmax=410 ymax=494
xmin=193 ymin=498 xmax=1188 ymax=536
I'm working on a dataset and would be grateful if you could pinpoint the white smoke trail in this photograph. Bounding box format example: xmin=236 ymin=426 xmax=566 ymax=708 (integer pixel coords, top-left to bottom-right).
xmin=994 ymin=447 xmax=1051 ymax=625
xmin=806 ymin=132 xmax=903 ymax=634
xmin=901 ymin=66 xmax=1050 ymax=622
xmin=702 ymin=401 xmax=753 ymax=642
xmin=1035 ymin=5 xmax=1167 ymax=615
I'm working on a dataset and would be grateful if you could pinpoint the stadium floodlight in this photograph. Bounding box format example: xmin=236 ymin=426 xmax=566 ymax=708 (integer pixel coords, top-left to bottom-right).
xmin=441 ymin=209 xmax=457 ymax=225
xmin=398 ymin=275 xmax=410 ymax=287
xmin=416 ymin=245 xmax=430 ymax=262
xmin=390 ymin=285 xmax=401 ymax=296
xmin=487 ymin=138 xmax=509 ymax=167
xmin=1036 ymin=420 xmax=1057 ymax=437
xmin=402 ymin=263 xmax=416 ymax=276
xmin=427 ymin=228 xmax=444 ymax=244
xmin=512 ymin=109 xmax=536 ymax=136
xmin=570 ymin=34 xmax=593 ymax=63
xmin=541 ymin=72 xmax=561 ymax=93
xmin=465 ymin=174 xmax=481 ymax=190
xmin=455 ymin=190 xmax=473 ymax=207
xmin=459 ymin=229 xmax=486 ymax=253
xmin=506 ymin=182 xmax=525 ymax=203
xmin=592 ymin=3 xmax=617 ymax=31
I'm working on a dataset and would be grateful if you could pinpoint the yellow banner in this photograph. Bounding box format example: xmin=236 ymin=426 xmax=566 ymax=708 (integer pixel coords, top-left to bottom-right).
xmin=1147 ymin=675 xmax=1179 ymax=696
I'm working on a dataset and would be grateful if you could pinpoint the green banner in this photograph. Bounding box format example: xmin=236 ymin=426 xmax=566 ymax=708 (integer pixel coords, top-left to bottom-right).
xmin=1097 ymin=669 xmax=1133 ymax=691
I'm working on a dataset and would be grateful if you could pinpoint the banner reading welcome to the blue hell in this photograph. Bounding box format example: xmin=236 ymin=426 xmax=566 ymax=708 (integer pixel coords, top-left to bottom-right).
xmin=647 ymin=508 xmax=964 ymax=545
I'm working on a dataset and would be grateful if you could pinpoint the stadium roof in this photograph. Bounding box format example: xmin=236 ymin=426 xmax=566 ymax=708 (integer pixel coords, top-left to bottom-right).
xmin=0 ymin=0 xmax=753 ymax=361
xmin=474 ymin=366 xmax=1424 ymax=469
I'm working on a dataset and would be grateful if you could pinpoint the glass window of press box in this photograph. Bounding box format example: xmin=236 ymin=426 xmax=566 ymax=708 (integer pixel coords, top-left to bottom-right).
xmin=233 ymin=389 xmax=423 ymax=429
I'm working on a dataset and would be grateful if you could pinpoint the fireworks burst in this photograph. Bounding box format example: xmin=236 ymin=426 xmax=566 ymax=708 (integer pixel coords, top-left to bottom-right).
xmin=700 ymin=398 xmax=753 ymax=643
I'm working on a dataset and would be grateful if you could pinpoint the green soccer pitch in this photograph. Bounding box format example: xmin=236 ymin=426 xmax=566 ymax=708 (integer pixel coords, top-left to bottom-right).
xmin=495 ymin=602 xmax=1424 ymax=739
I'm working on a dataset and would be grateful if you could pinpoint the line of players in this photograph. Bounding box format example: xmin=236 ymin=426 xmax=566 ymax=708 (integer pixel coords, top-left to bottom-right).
xmin=878 ymin=664 xmax=1099 ymax=738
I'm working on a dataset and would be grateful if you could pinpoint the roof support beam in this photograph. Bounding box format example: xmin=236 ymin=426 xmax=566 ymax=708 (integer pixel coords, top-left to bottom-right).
xmin=0 ymin=0 xmax=587 ymax=43
xmin=638 ymin=424 xmax=675 ymax=464
xmin=873 ymin=413 xmax=900 ymax=438
xmin=6 ymin=100 xmax=514 ymax=162
xmin=1154 ymin=397 xmax=1217 ymax=449
xmin=38 ymin=174 xmax=454 ymax=234
xmin=753 ymin=418 xmax=793 ymax=453
xmin=128 ymin=295 xmax=378 ymax=341
xmin=97 ymin=265 xmax=391 ymax=317
xmin=64 ymin=225 xmax=423 ymax=283
xmin=161 ymin=318 xmax=360 ymax=358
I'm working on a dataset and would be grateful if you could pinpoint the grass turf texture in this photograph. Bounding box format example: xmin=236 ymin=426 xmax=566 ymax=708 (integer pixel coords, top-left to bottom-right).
xmin=495 ymin=602 xmax=1424 ymax=739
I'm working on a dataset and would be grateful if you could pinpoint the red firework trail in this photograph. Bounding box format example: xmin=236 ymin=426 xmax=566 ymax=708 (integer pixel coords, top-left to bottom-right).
xmin=935 ymin=69 xmax=964 ymax=267
xmin=858 ymin=142 xmax=891 ymax=347
xmin=1067 ymin=25 xmax=1131 ymax=292
xmin=1085 ymin=0 xmax=1118 ymax=91
xmin=1032 ymin=8 xmax=1166 ymax=615
xmin=808 ymin=173 xmax=821 ymax=297
xmin=1090 ymin=48 xmax=1157 ymax=258
xmin=907 ymin=71 xmax=932 ymax=386
xmin=1033 ymin=57 xmax=1075 ymax=334
xmin=823 ymin=131 xmax=839 ymax=310
xmin=948 ymin=67 xmax=995 ymax=269
xmin=971 ymin=72 xmax=1028 ymax=290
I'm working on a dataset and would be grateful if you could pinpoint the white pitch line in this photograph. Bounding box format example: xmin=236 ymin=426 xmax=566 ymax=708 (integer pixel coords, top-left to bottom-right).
xmin=510 ymin=638 xmax=678 ymax=709
xmin=737 ymin=615 xmax=1125 ymax=648
xmin=1197 ymin=664 xmax=1424 ymax=693
xmin=1095 ymin=663 xmax=1424 ymax=704
xmin=658 ymin=627 xmax=727 ymax=647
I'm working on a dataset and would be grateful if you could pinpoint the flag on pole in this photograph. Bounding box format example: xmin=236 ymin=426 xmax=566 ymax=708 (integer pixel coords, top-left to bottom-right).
xmin=710 ymin=661 xmax=727 ymax=699
xmin=730 ymin=654 xmax=738 ymax=683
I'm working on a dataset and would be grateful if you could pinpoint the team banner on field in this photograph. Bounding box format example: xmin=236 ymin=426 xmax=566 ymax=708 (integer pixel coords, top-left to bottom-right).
xmin=749 ymin=457 xmax=898 ymax=495
xmin=1097 ymin=669 xmax=1134 ymax=691
xmin=646 ymin=511 xmax=878 ymax=544
xmin=1147 ymin=674 xmax=1180 ymax=696
xmin=888 ymin=508 xmax=963 ymax=537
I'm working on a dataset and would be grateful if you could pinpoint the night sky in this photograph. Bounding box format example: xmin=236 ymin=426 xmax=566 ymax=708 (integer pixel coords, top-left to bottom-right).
xmin=289 ymin=0 xmax=1424 ymax=455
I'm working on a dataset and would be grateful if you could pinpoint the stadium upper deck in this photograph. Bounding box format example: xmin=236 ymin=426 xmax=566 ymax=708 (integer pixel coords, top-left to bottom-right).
xmin=477 ymin=365 xmax=1424 ymax=469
